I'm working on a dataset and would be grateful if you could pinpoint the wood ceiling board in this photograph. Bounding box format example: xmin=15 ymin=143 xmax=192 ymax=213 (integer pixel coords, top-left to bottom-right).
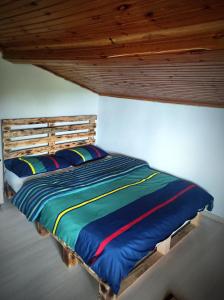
xmin=3 ymin=32 xmax=224 ymax=63
xmin=7 ymin=49 xmax=223 ymax=66
xmin=0 ymin=0 xmax=224 ymax=53
xmin=40 ymin=49 xmax=224 ymax=108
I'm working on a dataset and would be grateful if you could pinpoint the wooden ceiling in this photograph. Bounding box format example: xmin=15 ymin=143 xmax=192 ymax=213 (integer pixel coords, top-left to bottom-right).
xmin=0 ymin=0 xmax=224 ymax=107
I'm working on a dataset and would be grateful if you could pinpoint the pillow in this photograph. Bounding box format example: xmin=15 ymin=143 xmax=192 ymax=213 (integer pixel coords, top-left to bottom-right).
xmin=55 ymin=144 xmax=108 ymax=166
xmin=4 ymin=154 xmax=71 ymax=178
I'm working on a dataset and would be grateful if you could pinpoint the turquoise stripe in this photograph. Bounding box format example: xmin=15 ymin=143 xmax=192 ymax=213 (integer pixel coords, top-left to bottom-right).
xmin=24 ymin=157 xmax=46 ymax=174
xmin=28 ymin=164 xmax=145 ymax=221
xmin=39 ymin=167 xmax=178 ymax=249
xmin=76 ymin=147 xmax=93 ymax=161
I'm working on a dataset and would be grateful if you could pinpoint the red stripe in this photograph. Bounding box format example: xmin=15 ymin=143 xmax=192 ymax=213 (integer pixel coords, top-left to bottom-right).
xmin=48 ymin=156 xmax=60 ymax=169
xmin=93 ymin=184 xmax=196 ymax=260
xmin=88 ymin=145 xmax=101 ymax=158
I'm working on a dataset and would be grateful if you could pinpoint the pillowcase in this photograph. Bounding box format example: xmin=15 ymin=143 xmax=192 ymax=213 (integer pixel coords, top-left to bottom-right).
xmin=4 ymin=154 xmax=71 ymax=178
xmin=55 ymin=144 xmax=108 ymax=166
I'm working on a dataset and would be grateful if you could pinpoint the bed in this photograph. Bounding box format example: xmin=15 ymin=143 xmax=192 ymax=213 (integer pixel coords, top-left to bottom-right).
xmin=2 ymin=116 xmax=213 ymax=300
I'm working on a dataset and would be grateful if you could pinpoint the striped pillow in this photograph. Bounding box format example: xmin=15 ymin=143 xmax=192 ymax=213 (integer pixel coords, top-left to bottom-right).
xmin=4 ymin=154 xmax=71 ymax=178
xmin=55 ymin=145 xmax=108 ymax=166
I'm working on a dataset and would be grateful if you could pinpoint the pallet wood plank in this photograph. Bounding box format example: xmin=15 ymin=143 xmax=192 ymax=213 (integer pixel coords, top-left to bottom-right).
xmin=157 ymin=236 xmax=171 ymax=255
xmin=190 ymin=213 xmax=201 ymax=227
xmin=2 ymin=115 xmax=97 ymax=126
xmin=3 ymin=123 xmax=96 ymax=137
xmin=4 ymin=146 xmax=50 ymax=159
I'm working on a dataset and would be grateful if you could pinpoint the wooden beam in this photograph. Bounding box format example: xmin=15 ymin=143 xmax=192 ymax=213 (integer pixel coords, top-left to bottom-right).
xmin=62 ymin=246 xmax=77 ymax=268
xmin=36 ymin=222 xmax=50 ymax=237
xmin=99 ymin=281 xmax=117 ymax=300
xmin=157 ymin=236 xmax=171 ymax=255
xmin=3 ymin=123 xmax=96 ymax=138
xmin=191 ymin=213 xmax=201 ymax=227
xmin=99 ymin=93 xmax=224 ymax=108
xmin=2 ymin=115 xmax=96 ymax=125
xmin=3 ymin=32 xmax=224 ymax=63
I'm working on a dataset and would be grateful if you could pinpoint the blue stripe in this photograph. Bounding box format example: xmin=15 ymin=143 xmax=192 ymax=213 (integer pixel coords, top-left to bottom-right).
xmin=12 ymin=155 xmax=148 ymax=221
xmin=75 ymin=180 xmax=213 ymax=293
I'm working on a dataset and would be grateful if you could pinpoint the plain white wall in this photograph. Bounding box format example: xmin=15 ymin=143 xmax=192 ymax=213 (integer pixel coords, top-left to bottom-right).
xmin=97 ymin=96 xmax=224 ymax=218
xmin=0 ymin=57 xmax=99 ymax=203
xmin=0 ymin=58 xmax=99 ymax=118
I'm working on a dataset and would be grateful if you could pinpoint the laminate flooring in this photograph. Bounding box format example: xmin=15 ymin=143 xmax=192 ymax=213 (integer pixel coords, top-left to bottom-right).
xmin=0 ymin=202 xmax=223 ymax=300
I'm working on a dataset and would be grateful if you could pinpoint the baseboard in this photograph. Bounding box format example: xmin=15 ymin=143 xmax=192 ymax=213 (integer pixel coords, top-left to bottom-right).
xmin=202 ymin=211 xmax=224 ymax=224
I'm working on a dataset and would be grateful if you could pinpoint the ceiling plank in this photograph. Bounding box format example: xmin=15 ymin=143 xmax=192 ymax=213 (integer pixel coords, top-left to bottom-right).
xmin=39 ymin=49 xmax=224 ymax=108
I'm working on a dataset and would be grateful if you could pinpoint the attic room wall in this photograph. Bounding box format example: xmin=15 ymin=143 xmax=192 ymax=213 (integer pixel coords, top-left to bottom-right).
xmin=0 ymin=57 xmax=99 ymax=203
xmin=97 ymin=96 xmax=224 ymax=219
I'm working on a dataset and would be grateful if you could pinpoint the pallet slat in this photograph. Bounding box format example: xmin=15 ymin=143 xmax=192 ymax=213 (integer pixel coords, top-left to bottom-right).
xmin=4 ymin=146 xmax=50 ymax=159
xmin=3 ymin=123 xmax=96 ymax=137
xmin=4 ymin=131 xmax=96 ymax=149
xmin=2 ymin=115 xmax=96 ymax=126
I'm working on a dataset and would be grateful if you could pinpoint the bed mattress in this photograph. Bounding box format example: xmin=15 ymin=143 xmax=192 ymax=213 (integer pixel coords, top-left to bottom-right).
xmin=5 ymin=169 xmax=28 ymax=193
xmin=5 ymin=166 xmax=74 ymax=193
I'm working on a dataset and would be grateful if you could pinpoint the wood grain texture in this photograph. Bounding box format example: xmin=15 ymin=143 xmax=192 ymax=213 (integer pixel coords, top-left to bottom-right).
xmin=0 ymin=0 xmax=224 ymax=107
xmin=0 ymin=0 xmax=223 ymax=51
xmin=2 ymin=115 xmax=97 ymax=159
xmin=34 ymin=215 xmax=200 ymax=299
xmin=42 ymin=50 xmax=224 ymax=107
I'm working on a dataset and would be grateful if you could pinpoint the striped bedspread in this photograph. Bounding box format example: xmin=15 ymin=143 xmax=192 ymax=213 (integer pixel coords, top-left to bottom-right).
xmin=12 ymin=154 xmax=213 ymax=294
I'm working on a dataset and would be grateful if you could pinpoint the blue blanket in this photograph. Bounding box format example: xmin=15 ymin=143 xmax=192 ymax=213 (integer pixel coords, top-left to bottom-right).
xmin=12 ymin=155 xmax=213 ymax=294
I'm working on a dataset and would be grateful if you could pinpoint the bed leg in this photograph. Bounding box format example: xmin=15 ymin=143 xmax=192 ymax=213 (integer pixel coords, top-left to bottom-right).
xmin=62 ymin=246 xmax=77 ymax=268
xmin=36 ymin=222 xmax=50 ymax=237
xmin=4 ymin=183 xmax=14 ymax=200
xmin=157 ymin=236 xmax=171 ymax=255
xmin=98 ymin=282 xmax=117 ymax=300
xmin=191 ymin=213 xmax=201 ymax=227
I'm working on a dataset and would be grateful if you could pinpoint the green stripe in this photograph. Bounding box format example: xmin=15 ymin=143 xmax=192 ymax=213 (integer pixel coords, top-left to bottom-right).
xmin=76 ymin=147 xmax=93 ymax=161
xmin=52 ymin=171 xmax=159 ymax=234
xmin=19 ymin=157 xmax=46 ymax=174
xmin=25 ymin=157 xmax=46 ymax=174
xmin=39 ymin=166 xmax=178 ymax=249
xmin=69 ymin=149 xmax=86 ymax=161
xmin=70 ymin=147 xmax=93 ymax=162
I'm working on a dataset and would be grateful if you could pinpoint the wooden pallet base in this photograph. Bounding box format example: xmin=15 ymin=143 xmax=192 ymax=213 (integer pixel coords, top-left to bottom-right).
xmin=4 ymin=183 xmax=200 ymax=300
xmin=35 ymin=213 xmax=200 ymax=300
xmin=4 ymin=183 xmax=14 ymax=200
xmin=62 ymin=246 xmax=77 ymax=268
xmin=36 ymin=222 xmax=50 ymax=237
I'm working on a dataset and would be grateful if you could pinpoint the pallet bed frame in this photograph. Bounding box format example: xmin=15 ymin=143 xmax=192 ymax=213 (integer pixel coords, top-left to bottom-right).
xmin=2 ymin=116 xmax=201 ymax=300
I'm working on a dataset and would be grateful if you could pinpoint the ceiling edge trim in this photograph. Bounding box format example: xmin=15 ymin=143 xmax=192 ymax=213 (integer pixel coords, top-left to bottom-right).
xmin=99 ymin=93 xmax=224 ymax=108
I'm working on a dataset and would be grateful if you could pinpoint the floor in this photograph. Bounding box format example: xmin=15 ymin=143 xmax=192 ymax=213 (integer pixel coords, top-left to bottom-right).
xmin=0 ymin=202 xmax=223 ymax=300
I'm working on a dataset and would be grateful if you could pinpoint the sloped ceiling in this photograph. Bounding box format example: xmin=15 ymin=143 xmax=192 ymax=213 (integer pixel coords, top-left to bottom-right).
xmin=0 ymin=0 xmax=224 ymax=107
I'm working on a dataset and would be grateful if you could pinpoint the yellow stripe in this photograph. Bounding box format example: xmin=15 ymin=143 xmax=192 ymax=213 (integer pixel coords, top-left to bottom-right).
xmin=19 ymin=157 xmax=36 ymax=174
xmin=70 ymin=149 xmax=85 ymax=162
xmin=52 ymin=171 xmax=159 ymax=234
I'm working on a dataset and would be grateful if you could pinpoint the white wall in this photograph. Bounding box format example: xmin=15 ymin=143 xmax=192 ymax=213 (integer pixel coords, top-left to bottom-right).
xmin=0 ymin=57 xmax=99 ymax=203
xmin=0 ymin=58 xmax=99 ymax=118
xmin=97 ymin=96 xmax=224 ymax=218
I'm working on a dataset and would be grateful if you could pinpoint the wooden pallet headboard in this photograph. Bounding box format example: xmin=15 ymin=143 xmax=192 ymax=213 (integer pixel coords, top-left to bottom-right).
xmin=2 ymin=115 xmax=97 ymax=160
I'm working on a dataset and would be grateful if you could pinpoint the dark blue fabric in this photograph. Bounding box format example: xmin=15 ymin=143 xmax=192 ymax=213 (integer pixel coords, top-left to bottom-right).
xmin=55 ymin=144 xmax=108 ymax=166
xmin=12 ymin=154 xmax=147 ymax=221
xmin=75 ymin=180 xmax=213 ymax=294
xmin=4 ymin=155 xmax=70 ymax=177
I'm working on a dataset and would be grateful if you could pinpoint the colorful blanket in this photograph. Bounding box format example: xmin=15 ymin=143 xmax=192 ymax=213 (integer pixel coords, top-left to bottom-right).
xmin=12 ymin=154 xmax=213 ymax=294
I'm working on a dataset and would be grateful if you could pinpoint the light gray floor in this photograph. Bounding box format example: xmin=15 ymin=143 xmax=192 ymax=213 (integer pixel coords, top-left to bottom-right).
xmin=0 ymin=202 xmax=224 ymax=300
